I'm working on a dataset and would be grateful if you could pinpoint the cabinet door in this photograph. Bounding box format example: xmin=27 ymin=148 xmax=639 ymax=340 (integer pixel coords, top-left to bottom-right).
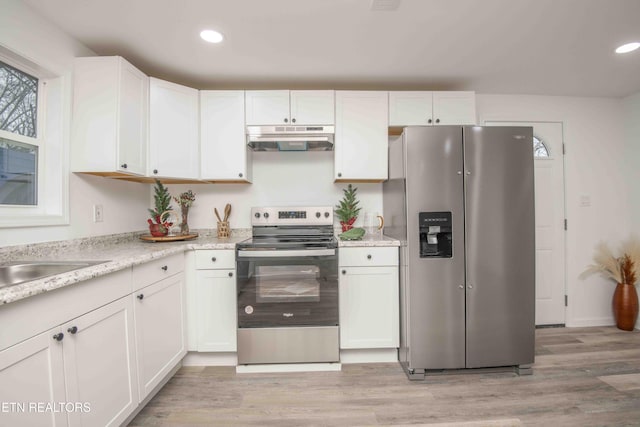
xmin=63 ymin=297 xmax=138 ymax=427
xmin=334 ymin=91 xmax=388 ymax=181
xmin=339 ymin=266 xmax=399 ymax=349
xmin=200 ymin=91 xmax=251 ymax=181
xmin=388 ymin=91 xmax=433 ymax=126
xmin=0 ymin=331 xmax=66 ymax=427
xmin=133 ymin=275 xmax=186 ymax=401
xmin=71 ymin=56 xmax=147 ymax=176
xmin=149 ymin=77 xmax=200 ymax=179
xmin=117 ymin=59 xmax=148 ymax=175
xmin=245 ymin=90 xmax=290 ymax=125
xmin=290 ymin=90 xmax=335 ymax=125
xmin=196 ymin=270 xmax=237 ymax=352
xmin=432 ymin=91 xmax=476 ymax=125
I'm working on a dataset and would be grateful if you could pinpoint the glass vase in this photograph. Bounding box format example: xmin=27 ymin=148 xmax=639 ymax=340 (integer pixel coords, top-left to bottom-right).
xmin=180 ymin=206 xmax=190 ymax=235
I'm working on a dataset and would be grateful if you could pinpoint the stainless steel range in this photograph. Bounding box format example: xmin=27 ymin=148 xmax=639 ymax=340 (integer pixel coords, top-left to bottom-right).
xmin=236 ymin=206 xmax=339 ymax=365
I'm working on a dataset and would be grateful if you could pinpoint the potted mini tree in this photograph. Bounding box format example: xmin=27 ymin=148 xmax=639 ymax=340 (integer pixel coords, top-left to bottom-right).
xmin=335 ymin=184 xmax=362 ymax=232
xmin=147 ymin=179 xmax=173 ymax=237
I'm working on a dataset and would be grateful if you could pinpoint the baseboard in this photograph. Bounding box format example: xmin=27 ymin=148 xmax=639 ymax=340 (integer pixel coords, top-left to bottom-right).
xmin=340 ymin=348 xmax=398 ymax=363
xmin=565 ymin=317 xmax=615 ymax=327
xmin=182 ymin=351 xmax=237 ymax=366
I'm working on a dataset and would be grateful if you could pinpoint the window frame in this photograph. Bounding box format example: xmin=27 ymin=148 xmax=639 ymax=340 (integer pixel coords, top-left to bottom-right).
xmin=0 ymin=49 xmax=69 ymax=228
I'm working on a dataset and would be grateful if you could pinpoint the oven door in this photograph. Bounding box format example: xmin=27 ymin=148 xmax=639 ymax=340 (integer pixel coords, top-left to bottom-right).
xmin=236 ymin=248 xmax=338 ymax=328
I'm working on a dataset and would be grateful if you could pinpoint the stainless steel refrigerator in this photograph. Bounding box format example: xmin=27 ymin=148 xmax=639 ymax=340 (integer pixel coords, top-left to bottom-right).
xmin=383 ymin=126 xmax=535 ymax=380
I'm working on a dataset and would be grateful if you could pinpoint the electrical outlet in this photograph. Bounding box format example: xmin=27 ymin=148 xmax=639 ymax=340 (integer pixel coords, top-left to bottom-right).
xmin=93 ymin=204 xmax=104 ymax=223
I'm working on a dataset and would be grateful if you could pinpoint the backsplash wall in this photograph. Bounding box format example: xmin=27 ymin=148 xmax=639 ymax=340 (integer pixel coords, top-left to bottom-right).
xmin=165 ymin=151 xmax=383 ymax=230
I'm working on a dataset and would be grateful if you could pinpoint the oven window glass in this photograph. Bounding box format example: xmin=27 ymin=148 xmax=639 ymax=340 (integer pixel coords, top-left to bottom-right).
xmin=256 ymin=265 xmax=320 ymax=303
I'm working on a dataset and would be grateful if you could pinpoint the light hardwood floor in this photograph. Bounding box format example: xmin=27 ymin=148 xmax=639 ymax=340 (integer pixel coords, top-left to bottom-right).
xmin=130 ymin=327 xmax=640 ymax=426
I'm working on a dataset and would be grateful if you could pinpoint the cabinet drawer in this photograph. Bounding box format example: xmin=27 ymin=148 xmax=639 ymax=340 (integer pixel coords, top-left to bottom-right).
xmin=339 ymin=247 xmax=398 ymax=267
xmin=195 ymin=250 xmax=235 ymax=270
xmin=132 ymin=253 xmax=184 ymax=291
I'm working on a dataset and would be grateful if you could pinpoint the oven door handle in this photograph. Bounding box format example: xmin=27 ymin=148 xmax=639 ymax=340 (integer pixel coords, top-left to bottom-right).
xmin=237 ymin=249 xmax=336 ymax=258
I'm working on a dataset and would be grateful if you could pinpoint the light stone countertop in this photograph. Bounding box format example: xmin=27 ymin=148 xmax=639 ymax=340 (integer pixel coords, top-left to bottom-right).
xmin=0 ymin=231 xmax=249 ymax=305
xmin=337 ymin=235 xmax=401 ymax=247
xmin=1 ymin=230 xmax=400 ymax=305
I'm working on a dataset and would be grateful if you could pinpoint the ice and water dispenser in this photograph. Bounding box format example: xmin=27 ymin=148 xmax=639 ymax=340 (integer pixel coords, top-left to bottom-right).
xmin=419 ymin=212 xmax=452 ymax=258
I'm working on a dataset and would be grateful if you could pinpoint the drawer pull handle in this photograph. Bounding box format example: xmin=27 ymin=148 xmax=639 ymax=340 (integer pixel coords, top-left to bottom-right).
xmin=161 ymin=265 xmax=168 ymax=271
xmin=137 ymin=294 xmax=144 ymax=300
xmin=228 ymin=272 xmax=233 ymax=277
xmin=67 ymin=326 xmax=78 ymax=334
xmin=211 ymin=257 xmax=217 ymax=262
xmin=53 ymin=333 xmax=64 ymax=342
xmin=367 ymin=254 xmax=372 ymax=260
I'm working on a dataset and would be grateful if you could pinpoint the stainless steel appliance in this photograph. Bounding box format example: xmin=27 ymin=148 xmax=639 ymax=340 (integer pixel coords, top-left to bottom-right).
xmin=236 ymin=206 xmax=339 ymax=364
xmin=383 ymin=126 xmax=535 ymax=380
xmin=247 ymin=125 xmax=334 ymax=151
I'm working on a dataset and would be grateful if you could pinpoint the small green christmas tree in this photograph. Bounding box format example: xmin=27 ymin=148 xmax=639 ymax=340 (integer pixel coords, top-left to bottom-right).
xmin=335 ymin=184 xmax=361 ymax=230
xmin=148 ymin=179 xmax=173 ymax=224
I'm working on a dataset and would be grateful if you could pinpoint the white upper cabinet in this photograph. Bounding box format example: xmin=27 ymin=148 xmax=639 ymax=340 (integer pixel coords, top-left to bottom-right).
xmin=149 ymin=77 xmax=200 ymax=179
xmin=389 ymin=91 xmax=476 ymax=126
xmin=71 ymin=56 xmax=148 ymax=176
xmin=334 ymin=91 xmax=388 ymax=182
xmin=200 ymin=91 xmax=252 ymax=182
xmin=245 ymin=90 xmax=334 ymax=125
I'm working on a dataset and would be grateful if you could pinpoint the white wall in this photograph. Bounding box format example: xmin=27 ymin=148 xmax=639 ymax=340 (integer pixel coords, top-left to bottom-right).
xmin=166 ymin=151 xmax=383 ymax=231
xmin=622 ymin=90 xmax=640 ymax=330
xmin=477 ymin=94 xmax=631 ymax=327
xmin=0 ymin=0 xmax=150 ymax=246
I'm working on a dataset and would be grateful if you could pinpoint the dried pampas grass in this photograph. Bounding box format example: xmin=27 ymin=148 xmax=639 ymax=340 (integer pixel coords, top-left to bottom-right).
xmin=583 ymin=236 xmax=640 ymax=285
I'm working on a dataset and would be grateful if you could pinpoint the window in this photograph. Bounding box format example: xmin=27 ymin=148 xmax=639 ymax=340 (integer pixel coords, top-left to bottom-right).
xmin=0 ymin=49 xmax=68 ymax=228
xmin=0 ymin=60 xmax=40 ymax=206
xmin=533 ymin=136 xmax=550 ymax=158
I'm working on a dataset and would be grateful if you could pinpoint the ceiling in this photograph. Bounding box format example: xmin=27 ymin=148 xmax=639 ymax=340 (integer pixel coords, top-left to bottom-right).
xmin=23 ymin=0 xmax=640 ymax=97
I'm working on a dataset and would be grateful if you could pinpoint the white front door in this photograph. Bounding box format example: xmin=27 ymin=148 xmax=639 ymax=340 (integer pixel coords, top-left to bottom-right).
xmin=485 ymin=121 xmax=566 ymax=325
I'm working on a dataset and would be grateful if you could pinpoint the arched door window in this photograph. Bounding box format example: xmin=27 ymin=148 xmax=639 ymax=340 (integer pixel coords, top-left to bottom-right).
xmin=533 ymin=136 xmax=550 ymax=158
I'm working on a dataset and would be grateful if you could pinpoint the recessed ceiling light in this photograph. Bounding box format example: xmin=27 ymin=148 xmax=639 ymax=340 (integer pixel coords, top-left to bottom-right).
xmin=200 ymin=29 xmax=224 ymax=44
xmin=615 ymin=42 xmax=640 ymax=54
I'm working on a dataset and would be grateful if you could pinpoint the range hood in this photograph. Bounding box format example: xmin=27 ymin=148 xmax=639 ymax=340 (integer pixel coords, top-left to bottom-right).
xmin=246 ymin=125 xmax=334 ymax=151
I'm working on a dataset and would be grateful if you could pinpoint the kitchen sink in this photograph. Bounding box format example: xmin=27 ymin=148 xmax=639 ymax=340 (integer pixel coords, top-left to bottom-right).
xmin=0 ymin=260 xmax=108 ymax=289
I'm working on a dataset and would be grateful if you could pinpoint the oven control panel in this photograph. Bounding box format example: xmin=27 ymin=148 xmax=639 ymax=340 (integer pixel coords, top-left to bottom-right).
xmin=251 ymin=206 xmax=333 ymax=226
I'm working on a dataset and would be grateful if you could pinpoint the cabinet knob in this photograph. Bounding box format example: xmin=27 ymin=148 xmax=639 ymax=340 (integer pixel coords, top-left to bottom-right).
xmin=228 ymin=272 xmax=233 ymax=277
xmin=459 ymin=284 xmax=464 ymax=289
xmin=337 ymin=172 xmax=342 ymax=178
xmin=367 ymin=254 xmax=372 ymax=260
xmin=153 ymin=169 xmax=158 ymax=175
xmin=435 ymin=118 xmax=440 ymax=124
xmin=137 ymin=294 xmax=144 ymax=300
xmin=427 ymin=118 xmax=433 ymax=124
xmin=120 ymin=163 xmax=128 ymax=169
xmin=342 ymin=270 xmax=346 ymax=275
xmin=67 ymin=326 xmax=78 ymax=334
xmin=161 ymin=265 xmax=168 ymax=271
xmin=53 ymin=333 xmax=64 ymax=342
xmin=468 ymin=284 xmax=473 ymax=289
xmin=292 ymin=118 xmax=296 ymax=123
xmin=239 ymin=172 xmax=243 ymax=178
xmin=284 ymin=118 xmax=288 ymax=123
xmin=211 ymin=257 xmax=217 ymax=262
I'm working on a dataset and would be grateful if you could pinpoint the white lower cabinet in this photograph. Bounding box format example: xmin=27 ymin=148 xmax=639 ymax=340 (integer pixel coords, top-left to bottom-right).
xmin=193 ymin=250 xmax=237 ymax=352
xmin=62 ymin=297 xmax=139 ymax=427
xmin=0 ymin=296 xmax=138 ymax=427
xmin=339 ymin=247 xmax=399 ymax=349
xmin=133 ymin=274 xmax=186 ymax=402
xmin=0 ymin=330 xmax=66 ymax=427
